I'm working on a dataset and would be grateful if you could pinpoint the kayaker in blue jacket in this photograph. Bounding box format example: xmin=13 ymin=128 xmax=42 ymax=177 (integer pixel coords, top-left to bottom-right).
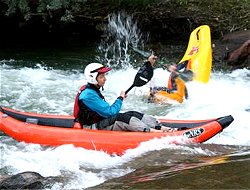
xmin=75 ymin=59 xmax=176 ymax=132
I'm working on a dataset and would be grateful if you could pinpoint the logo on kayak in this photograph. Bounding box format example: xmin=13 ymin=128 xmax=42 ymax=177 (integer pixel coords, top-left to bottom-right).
xmin=183 ymin=128 xmax=204 ymax=138
xmin=188 ymin=46 xmax=199 ymax=55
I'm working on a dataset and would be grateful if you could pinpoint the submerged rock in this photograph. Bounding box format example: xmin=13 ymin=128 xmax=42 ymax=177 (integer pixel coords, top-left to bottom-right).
xmin=0 ymin=171 xmax=55 ymax=189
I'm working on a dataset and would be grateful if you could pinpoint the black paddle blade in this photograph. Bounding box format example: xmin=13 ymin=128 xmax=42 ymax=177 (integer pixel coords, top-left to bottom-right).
xmin=125 ymin=62 xmax=154 ymax=94
xmin=133 ymin=74 xmax=150 ymax=86
xmin=134 ymin=62 xmax=154 ymax=86
xmin=179 ymin=70 xmax=194 ymax=82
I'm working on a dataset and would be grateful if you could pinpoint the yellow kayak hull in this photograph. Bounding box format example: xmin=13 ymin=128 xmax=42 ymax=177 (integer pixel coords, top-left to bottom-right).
xmin=179 ymin=25 xmax=212 ymax=83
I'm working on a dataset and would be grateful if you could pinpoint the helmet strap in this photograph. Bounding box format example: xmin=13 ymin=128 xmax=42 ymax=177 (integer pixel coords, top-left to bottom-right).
xmin=95 ymin=83 xmax=104 ymax=91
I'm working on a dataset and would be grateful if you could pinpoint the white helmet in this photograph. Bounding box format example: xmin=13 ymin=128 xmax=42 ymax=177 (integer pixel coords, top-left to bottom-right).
xmin=84 ymin=63 xmax=111 ymax=84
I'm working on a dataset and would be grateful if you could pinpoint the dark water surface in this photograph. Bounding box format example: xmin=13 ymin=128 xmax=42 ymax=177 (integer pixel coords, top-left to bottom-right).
xmin=0 ymin=45 xmax=96 ymax=70
xmin=91 ymin=144 xmax=250 ymax=189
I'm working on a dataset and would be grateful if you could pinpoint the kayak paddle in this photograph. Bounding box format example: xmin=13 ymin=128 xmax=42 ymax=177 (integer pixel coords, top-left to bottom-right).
xmin=132 ymin=47 xmax=151 ymax=58
xmin=131 ymin=47 xmax=194 ymax=82
xmin=178 ymin=70 xmax=194 ymax=82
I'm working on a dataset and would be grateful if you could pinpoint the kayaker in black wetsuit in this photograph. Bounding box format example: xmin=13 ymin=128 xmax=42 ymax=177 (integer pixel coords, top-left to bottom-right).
xmin=74 ymin=56 xmax=177 ymax=132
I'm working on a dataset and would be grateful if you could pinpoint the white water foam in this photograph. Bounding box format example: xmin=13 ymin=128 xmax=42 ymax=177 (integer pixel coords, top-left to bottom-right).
xmin=1 ymin=63 xmax=249 ymax=146
xmin=1 ymin=63 xmax=250 ymax=189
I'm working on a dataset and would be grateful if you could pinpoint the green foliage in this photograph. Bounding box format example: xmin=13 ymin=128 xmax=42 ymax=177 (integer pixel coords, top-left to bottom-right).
xmin=4 ymin=0 xmax=16 ymax=16
xmin=2 ymin=0 xmax=249 ymax=35
xmin=60 ymin=10 xmax=74 ymax=22
xmin=192 ymin=0 xmax=250 ymax=34
xmin=5 ymin=0 xmax=30 ymax=20
xmin=36 ymin=0 xmax=83 ymax=22
xmin=178 ymin=0 xmax=189 ymax=6
xmin=4 ymin=0 xmax=86 ymax=22
xmin=44 ymin=0 xmax=71 ymax=11
xmin=111 ymin=0 xmax=155 ymax=7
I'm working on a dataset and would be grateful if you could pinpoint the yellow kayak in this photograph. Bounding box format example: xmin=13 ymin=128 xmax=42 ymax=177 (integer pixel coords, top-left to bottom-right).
xmin=148 ymin=25 xmax=212 ymax=104
xmin=179 ymin=25 xmax=212 ymax=83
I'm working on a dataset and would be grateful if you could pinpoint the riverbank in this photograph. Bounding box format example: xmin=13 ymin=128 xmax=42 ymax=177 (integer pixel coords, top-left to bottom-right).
xmin=0 ymin=0 xmax=249 ymax=47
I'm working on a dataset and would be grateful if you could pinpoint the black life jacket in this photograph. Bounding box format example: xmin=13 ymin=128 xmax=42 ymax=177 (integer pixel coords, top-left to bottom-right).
xmin=74 ymin=84 xmax=105 ymax=125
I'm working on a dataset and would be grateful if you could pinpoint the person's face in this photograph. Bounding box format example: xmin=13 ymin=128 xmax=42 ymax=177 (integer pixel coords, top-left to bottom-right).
xmin=96 ymin=73 xmax=106 ymax=87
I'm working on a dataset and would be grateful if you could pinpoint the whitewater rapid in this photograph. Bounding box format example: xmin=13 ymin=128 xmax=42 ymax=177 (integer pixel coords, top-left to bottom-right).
xmin=1 ymin=62 xmax=250 ymax=189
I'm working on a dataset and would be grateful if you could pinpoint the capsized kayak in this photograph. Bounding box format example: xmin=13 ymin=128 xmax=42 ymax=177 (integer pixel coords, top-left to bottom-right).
xmin=148 ymin=25 xmax=212 ymax=104
xmin=179 ymin=25 xmax=212 ymax=83
xmin=0 ymin=107 xmax=234 ymax=155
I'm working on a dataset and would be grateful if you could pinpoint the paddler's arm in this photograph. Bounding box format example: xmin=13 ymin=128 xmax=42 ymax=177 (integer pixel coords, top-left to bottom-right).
xmin=81 ymin=89 xmax=125 ymax=118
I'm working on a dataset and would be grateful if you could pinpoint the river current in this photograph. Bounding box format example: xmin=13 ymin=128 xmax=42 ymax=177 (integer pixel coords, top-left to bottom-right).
xmin=0 ymin=52 xmax=250 ymax=189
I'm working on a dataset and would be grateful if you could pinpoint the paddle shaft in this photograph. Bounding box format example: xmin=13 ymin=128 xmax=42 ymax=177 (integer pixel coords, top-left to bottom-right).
xmin=125 ymin=85 xmax=134 ymax=94
xmin=125 ymin=47 xmax=190 ymax=95
xmin=132 ymin=47 xmax=193 ymax=81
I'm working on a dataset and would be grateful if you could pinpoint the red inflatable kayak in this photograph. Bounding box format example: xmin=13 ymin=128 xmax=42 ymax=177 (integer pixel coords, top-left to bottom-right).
xmin=0 ymin=106 xmax=234 ymax=155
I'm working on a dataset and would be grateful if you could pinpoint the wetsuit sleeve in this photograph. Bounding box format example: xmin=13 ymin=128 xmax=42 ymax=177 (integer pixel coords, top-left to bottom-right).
xmin=177 ymin=60 xmax=188 ymax=70
xmin=80 ymin=89 xmax=123 ymax=118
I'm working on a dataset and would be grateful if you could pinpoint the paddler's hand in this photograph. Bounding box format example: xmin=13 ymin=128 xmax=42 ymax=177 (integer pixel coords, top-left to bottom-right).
xmin=148 ymin=55 xmax=157 ymax=66
xmin=120 ymin=91 xmax=127 ymax=99
xmin=168 ymin=65 xmax=178 ymax=74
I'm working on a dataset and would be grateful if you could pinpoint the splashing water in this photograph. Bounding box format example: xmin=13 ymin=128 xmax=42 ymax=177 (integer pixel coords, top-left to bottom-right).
xmin=96 ymin=12 xmax=148 ymax=68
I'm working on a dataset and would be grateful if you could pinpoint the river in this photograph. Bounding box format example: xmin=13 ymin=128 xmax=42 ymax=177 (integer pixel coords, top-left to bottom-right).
xmin=0 ymin=48 xmax=250 ymax=189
